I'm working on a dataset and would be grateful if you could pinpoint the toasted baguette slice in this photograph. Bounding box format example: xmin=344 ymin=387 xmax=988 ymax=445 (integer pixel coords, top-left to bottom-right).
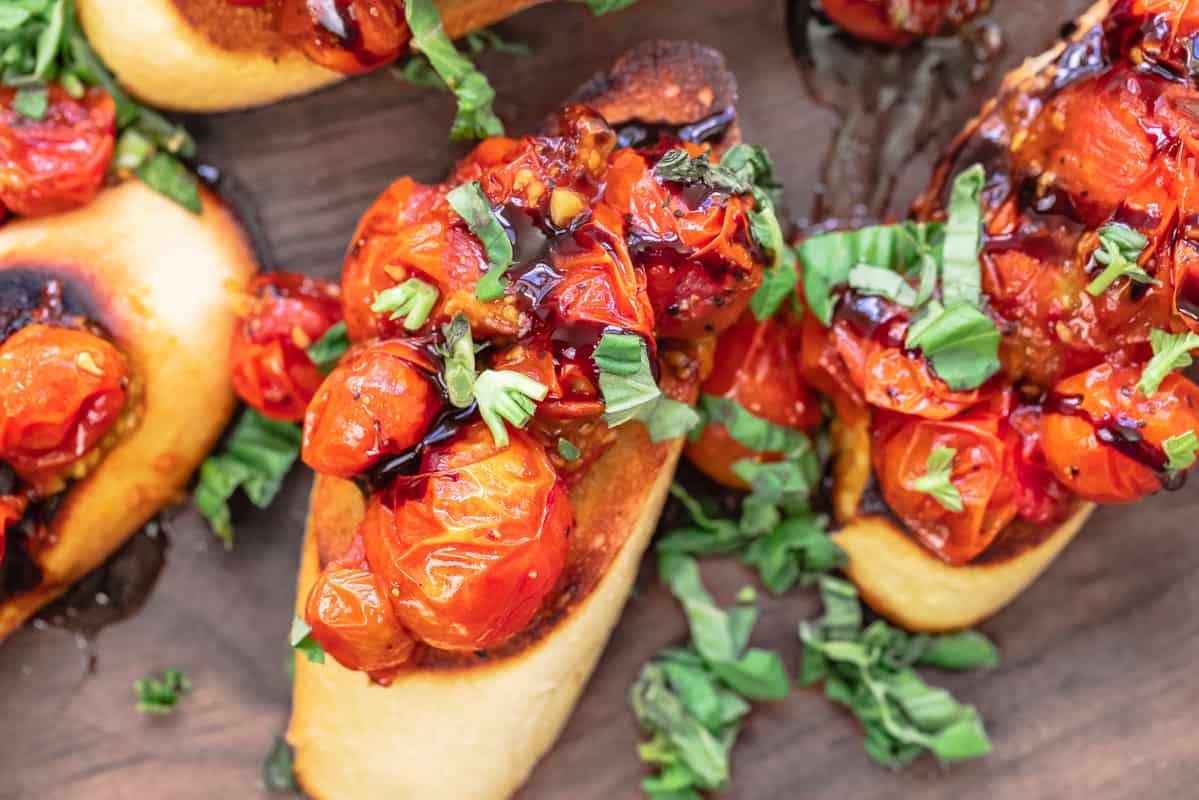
xmin=828 ymin=2 xmax=1118 ymax=633
xmin=288 ymin=41 xmax=738 ymax=800
xmin=75 ymin=0 xmax=544 ymax=112
xmin=0 ymin=181 xmax=258 ymax=639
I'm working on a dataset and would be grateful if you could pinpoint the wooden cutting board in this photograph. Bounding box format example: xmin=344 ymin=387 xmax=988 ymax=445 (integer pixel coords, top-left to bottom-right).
xmin=4 ymin=1 xmax=1197 ymax=798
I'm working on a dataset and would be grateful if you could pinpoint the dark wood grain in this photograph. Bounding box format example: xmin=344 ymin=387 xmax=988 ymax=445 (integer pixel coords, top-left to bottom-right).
xmin=4 ymin=0 xmax=1199 ymax=798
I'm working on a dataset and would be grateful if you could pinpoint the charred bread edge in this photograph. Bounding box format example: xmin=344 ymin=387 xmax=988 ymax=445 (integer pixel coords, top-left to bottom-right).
xmin=288 ymin=40 xmax=738 ymax=800
xmin=76 ymin=0 xmax=545 ymax=112
xmin=0 ymin=180 xmax=258 ymax=638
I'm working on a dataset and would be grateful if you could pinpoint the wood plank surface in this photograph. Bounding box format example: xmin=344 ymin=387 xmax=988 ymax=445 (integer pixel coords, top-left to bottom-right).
xmin=5 ymin=1 xmax=1199 ymax=798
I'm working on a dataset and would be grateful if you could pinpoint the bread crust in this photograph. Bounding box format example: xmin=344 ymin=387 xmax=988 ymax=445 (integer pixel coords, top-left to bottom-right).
xmin=0 ymin=181 xmax=258 ymax=638
xmin=75 ymin=0 xmax=545 ymax=112
xmin=288 ymin=40 xmax=738 ymax=799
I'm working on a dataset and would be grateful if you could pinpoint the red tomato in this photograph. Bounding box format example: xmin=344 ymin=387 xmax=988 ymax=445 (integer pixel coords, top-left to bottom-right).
xmin=685 ymin=309 xmax=823 ymax=489
xmin=821 ymin=0 xmax=988 ymax=44
xmin=0 ymin=324 xmax=128 ymax=486
xmin=302 ymin=339 xmax=442 ymax=478
xmin=1041 ymin=363 xmax=1199 ymax=503
xmin=798 ymin=311 xmax=868 ymax=423
xmin=277 ymin=0 xmax=409 ymax=75
xmin=1003 ymin=402 xmax=1074 ymax=526
xmin=361 ymin=422 xmax=571 ymax=652
xmin=230 ymin=272 xmax=341 ymax=423
xmin=306 ymin=561 xmax=417 ymax=677
xmin=0 ymin=86 xmax=115 ymax=217
xmin=873 ymin=410 xmax=1020 ymax=565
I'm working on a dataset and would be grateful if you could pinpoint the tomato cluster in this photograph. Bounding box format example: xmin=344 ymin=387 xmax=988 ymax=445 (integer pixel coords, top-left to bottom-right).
xmin=300 ymin=107 xmax=768 ymax=675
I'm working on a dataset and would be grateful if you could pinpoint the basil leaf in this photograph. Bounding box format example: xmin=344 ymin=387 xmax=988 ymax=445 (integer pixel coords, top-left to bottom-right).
xmin=262 ymin=737 xmax=297 ymax=792
xmin=916 ymin=630 xmax=999 ymax=670
xmin=1137 ymin=329 xmax=1199 ymax=397
xmin=557 ymin=437 xmax=581 ymax=461
xmin=135 ymin=153 xmax=201 ymax=214
xmin=31 ymin=0 xmax=63 ymax=79
xmin=12 ymin=84 xmax=46 ymax=119
xmin=631 ymin=664 xmax=729 ymax=790
xmin=926 ymin=707 xmax=992 ymax=762
xmin=742 ymin=512 xmax=846 ymax=594
xmin=1165 ymin=430 xmax=1199 ymax=474
xmin=940 ymin=164 xmax=985 ymax=308
xmin=696 ymin=394 xmax=814 ymax=457
xmin=594 ymin=332 xmax=700 ymax=442
xmin=289 ymin=615 xmax=325 ymax=665
xmin=572 ymin=0 xmax=639 ymax=13
xmin=1086 ymin=223 xmax=1155 ymax=296
xmin=404 ymin=0 xmax=504 ymax=140
xmin=305 ymin=320 xmax=349 ymax=375
xmin=473 ymin=369 xmax=547 ymax=448
xmin=904 ymin=302 xmax=1000 ymax=391
xmin=709 ymin=648 xmax=790 ymax=701
xmin=654 ymin=148 xmax=752 ymax=195
xmin=371 ymin=277 xmax=438 ymax=330
xmin=134 ymin=668 xmax=190 ymax=714
xmin=193 ymin=409 xmax=302 ymax=547
xmin=847 ymin=263 xmax=918 ymax=306
xmin=438 ymin=313 xmax=477 ymax=408
xmin=446 ymin=181 xmax=513 ymax=300
xmin=910 ymin=447 xmax=963 ymax=512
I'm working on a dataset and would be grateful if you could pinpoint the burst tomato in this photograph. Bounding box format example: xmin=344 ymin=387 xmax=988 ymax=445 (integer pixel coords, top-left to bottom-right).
xmin=685 ymin=309 xmax=822 ymax=489
xmin=361 ymin=422 xmax=571 ymax=652
xmin=1041 ymin=363 xmax=1199 ymax=503
xmin=302 ymin=339 xmax=442 ymax=478
xmin=821 ymin=0 xmax=988 ymax=44
xmin=277 ymin=0 xmax=409 ymax=74
xmin=230 ymin=272 xmax=342 ymax=423
xmin=1003 ymin=402 xmax=1074 ymax=526
xmin=873 ymin=410 xmax=1020 ymax=565
xmin=0 ymin=86 xmax=115 ymax=218
xmin=0 ymin=324 xmax=128 ymax=485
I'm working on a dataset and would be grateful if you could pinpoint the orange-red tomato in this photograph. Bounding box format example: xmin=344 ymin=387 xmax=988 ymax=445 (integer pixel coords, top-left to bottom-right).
xmin=302 ymin=339 xmax=442 ymax=477
xmin=1041 ymin=363 xmax=1199 ymax=503
xmin=873 ymin=410 xmax=1020 ymax=565
xmin=361 ymin=422 xmax=571 ymax=652
xmin=0 ymin=86 xmax=115 ymax=217
xmin=685 ymin=309 xmax=822 ymax=488
xmin=306 ymin=560 xmax=417 ymax=677
xmin=1003 ymin=403 xmax=1074 ymax=526
xmin=277 ymin=0 xmax=409 ymax=74
xmin=0 ymin=324 xmax=128 ymax=485
xmin=230 ymin=272 xmax=342 ymax=423
xmin=821 ymin=0 xmax=988 ymax=45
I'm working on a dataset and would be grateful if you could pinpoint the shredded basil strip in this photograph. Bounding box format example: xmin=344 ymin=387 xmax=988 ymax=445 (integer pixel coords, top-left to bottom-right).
xmin=593 ymin=332 xmax=700 ymax=442
xmin=289 ymin=616 xmax=326 ymax=665
xmin=1086 ymin=223 xmax=1155 ymax=296
xmin=305 ymin=321 xmax=349 ymax=375
xmin=1137 ymin=329 xmax=1199 ymax=397
xmin=910 ymin=447 xmax=963 ymax=512
xmin=135 ymin=152 xmax=201 ymax=214
xmin=1165 ymin=430 xmax=1199 ymax=474
xmin=371 ymin=277 xmax=439 ymax=330
xmin=573 ymin=0 xmax=639 ymax=13
xmin=799 ymin=576 xmax=995 ymax=767
xmin=447 ymin=181 xmax=514 ymax=301
xmin=262 ymin=737 xmax=298 ymax=792
xmin=473 ymin=369 xmax=548 ymax=448
xmin=904 ymin=301 xmax=1000 ymax=391
xmin=404 ymin=0 xmax=504 ymax=140
xmin=12 ymin=85 xmax=47 ymax=119
xmin=438 ymin=313 xmax=477 ymax=408
xmin=134 ymin=668 xmax=191 ymax=714
xmin=193 ymin=409 xmax=302 ymax=548
xmin=557 ymin=437 xmax=581 ymax=461
xmin=939 ymin=164 xmax=985 ymax=308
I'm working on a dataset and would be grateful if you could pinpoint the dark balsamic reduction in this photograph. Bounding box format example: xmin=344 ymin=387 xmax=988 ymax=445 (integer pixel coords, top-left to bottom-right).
xmin=613 ymin=107 xmax=736 ymax=151
xmin=358 ymin=402 xmax=479 ymax=494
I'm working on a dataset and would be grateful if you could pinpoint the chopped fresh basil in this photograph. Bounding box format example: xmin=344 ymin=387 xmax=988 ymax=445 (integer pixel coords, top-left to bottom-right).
xmin=910 ymin=447 xmax=963 ymax=512
xmin=557 ymin=437 xmax=581 ymax=461
xmin=473 ymin=369 xmax=548 ymax=448
xmin=114 ymin=128 xmax=154 ymax=172
xmin=289 ymin=615 xmax=325 ymax=665
xmin=371 ymin=277 xmax=439 ymax=330
xmin=655 ymin=148 xmax=755 ymax=196
xmin=1137 ymin=329 xmax=1199 ymax=397
xmin=904 ymin=301 xmax=1000 ymax=391
xmin=1085 ymin=223 xmax=1155 ymax=296
xmin=12 ymin=85 xmax=47 ymax=119
xmin=1165 ymin=430 xmax=1199 ymax=474
xmin=193 ymin=409 xmax=302 ymax=548
xmin=593 ymin=332 xmax=700 ymax=442
xmin=847 ymin=263 xmax=919 ymax=307
xmin=305 ymin=321 xmax=349 ymax=375
xmin=446 ymin=181 xmax=514 ymax=301
xmin=463 ymin=28 xmax=531 ymax=57
xmin=135 ymin=153 xmax=202 ymax=214
xmin=395 ymin=28 xmax=529 ymax=90
xmin=134 ymin=668 xmax=190 ymax=715
xmin=940 ymin=164 xmax=985 ymax=308
xmin=404 ymin=0 xmax=504 ymax=140
xmin=573 ymin=0 xmax=639 ymax=13
xmin=799 ymin=576 xmax=995 ymax=767
xmin=438 ymin=313 xmax=477 ymax=408
xmin=262 ymin=736 xmax=298 ymax=792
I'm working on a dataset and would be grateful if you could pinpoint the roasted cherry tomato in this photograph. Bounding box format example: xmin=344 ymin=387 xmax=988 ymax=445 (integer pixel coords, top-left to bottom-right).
xmin=0 ymin=324 xmax=128 ymax=485
xmin=1003 ymin=402 xmax=1074 ymax=526
xmin=873 ymin=409 xmax=1020 ymax=565
xmin=361 ymin=422 xmax=571 ymax=652
xmin=277 ymin=0 xmax=409 ymax=74
xmin=821 ymin=0 xmax=989 ymax=45
xmin=302 ymin=339 xmax=442 ymax=478
xmin=0 ymin=86 xmax=115 ymax=217
xmin=1041 ymin=363 xmax=1199 ymax=503
xmin=685 ymin=309 xmax=822 ymax=489
xmin=230 ymin=273 xmax=342 ymax=423
xmin=306 ymin=533 xmax=417 ymax=678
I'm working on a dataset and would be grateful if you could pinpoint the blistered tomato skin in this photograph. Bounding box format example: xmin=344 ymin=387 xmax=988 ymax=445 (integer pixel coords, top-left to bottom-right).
xmin=685 ymin=310 xmax=822 ymax=489
xmin=230 ymin=273 xmax=342 ymax=423
xmin=1041 ymin=364 xmax=1199 ymax=504
xmin=361 ymin=423 xmax=571 ymax=652
xmin=0 ymin=86 xmax=115 ymax=218
xmin=0 ymin=324 xmax=128 ymax=485
xmin=306 ymin=562 xmax=417 ymax=676
xmin=873 ymin=411 xmax=1020 ymax=565
xmin=821 ymin=0 xmax=990 ymax=45
xmin=277 ymin=0 xmax=410 ymax=75
xmin=302 ymin=340 xmax=442 ymax=478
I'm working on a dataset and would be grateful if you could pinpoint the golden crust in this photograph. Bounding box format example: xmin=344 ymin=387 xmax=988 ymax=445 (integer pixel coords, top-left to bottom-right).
xmin=75 ymin=0 xmax=545 ymax=113
xmin=288 ymin=41 xmax=736 ymax=799
xmin=0 ymin=181 xmax=258 ymax=639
